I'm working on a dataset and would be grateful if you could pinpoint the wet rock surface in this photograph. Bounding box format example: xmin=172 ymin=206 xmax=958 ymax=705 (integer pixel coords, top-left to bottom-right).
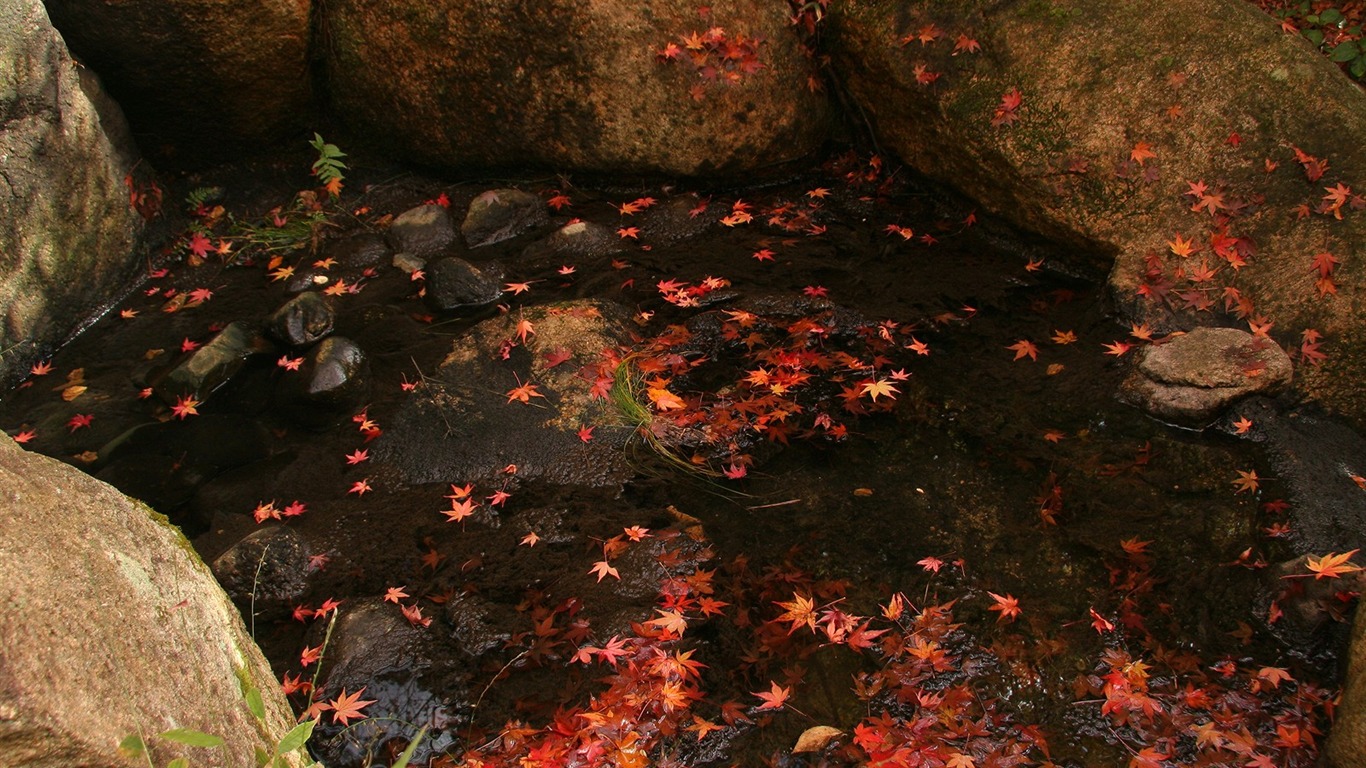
xmin=274 ymin=336 xmax=372 ymax=427
xmin=1119 ymin=327 xmax=1293 ymax=426
xmin=376 ymin=299 xmax=635 ymax=486
xmin=388 ymin=204 xmax=457 ymax=259
xmin=267 ymin=291 xmax=335 ymax=348
xmin=212 ymin=525 xmax=313 ymax=619
xmin=461 ymin=188 xmax=550 ymax=248
xmin=423 ymin=257 xmax=506 ymax=313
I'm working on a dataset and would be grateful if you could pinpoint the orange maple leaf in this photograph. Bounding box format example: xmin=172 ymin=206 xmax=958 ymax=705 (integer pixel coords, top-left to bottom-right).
xmin=1130 ymin=142 xmax=1157 ymax=165
xmin=987 ymin=592 xmax=1021 ymax=623
xmin=507 ymin=378 xmax=546 ymax=404
xmin=328 ymin=687 xmax=375 ymax=726
xmin=647 ymin=387 xmax=687 ymax=411
xmin=775 ymin=593 xmax=817 ymax=634
xmin=1007 ymin=339 xmax=1038 ymax=361
xmin=860 ymin=378 xmax=900 ymax=402
xmin=1305 ymin=549 xmax=1361 ymax=579
xmin=1231 ymin=469 xmax=1259 ymax=494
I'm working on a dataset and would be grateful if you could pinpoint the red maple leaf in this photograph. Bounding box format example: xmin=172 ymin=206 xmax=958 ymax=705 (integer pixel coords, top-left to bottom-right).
xmin=988 ymin=592 xmax=1021 ymax=623
xmin=67 ymin=413 xmax=93 ymax=432
xmin=753 ymin=681 xmax=791 ymax=711
xmin=348 ymin=478 xmax=372 ymax=496
xmin=166 ymin=394 xmax=200 ymax=420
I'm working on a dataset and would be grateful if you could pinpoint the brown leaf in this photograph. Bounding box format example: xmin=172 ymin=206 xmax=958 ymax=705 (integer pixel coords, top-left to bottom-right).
xmin=792 ymin=725 xmax=843 ymax=754
xmin=61 ymin=384 xmax=87 ymax=402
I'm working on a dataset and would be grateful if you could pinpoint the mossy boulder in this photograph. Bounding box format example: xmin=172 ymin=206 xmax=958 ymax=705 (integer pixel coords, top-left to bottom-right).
xmin=828 ymin=0 xmax=1366 ymax=428
xmin=0 ymin=0 xmax=144 ymax=387
xmin=0 ymin=433 xmax=306 ymax=767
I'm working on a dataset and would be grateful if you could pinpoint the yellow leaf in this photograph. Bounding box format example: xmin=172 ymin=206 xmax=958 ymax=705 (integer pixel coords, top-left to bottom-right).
xmin=792 ymin=725 xmax=843 ymax=754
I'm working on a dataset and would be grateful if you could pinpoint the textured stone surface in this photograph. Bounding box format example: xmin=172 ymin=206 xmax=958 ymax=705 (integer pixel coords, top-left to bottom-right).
xmin=323 ymin=0 xmax=830 ymax=176
xmin=0 ymin=433 xmax=305 ymax=767
xmin=0 ymin=0 xmax=143 ymax=387
xmin=828 ymin=0 xmax=1366 ymax=427
xmin=43 ymin=0 xmax=312 ymax=160
xmin=1119 ymin=327 xmax=1293 ymax=426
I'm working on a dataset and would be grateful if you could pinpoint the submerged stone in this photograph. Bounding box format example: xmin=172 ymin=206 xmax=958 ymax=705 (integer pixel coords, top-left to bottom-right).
xmin=211 ymin=526 xmax=312 ymax=619
xmin=461 ymin=188 xmax=549 ymax=248
xmin=423 ymin=257 xmax=505 ymax=312
xmin=388 ymin=204 xmax=456 ymax=258
xmin=275 ymin=336 xmax=372 ymax=427
xmin=267 ymin=291 xmax=335 ymax=348
xmin=156 ymin=320 xmax=273 ymax=402
xmin=326 ymin=231 xmax=392 ymax=270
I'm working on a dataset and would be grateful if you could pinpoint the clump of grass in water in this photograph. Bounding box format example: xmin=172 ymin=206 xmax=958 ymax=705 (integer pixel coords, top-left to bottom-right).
xmin=608 ymin=356 xmax=724 ymax=479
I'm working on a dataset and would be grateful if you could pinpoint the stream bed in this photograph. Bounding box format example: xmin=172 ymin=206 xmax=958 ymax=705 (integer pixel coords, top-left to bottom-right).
xmin=1 ymin=148 xmax=1349 ymax=767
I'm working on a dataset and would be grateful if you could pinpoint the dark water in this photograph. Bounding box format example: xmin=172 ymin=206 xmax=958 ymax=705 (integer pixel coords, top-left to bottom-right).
xmin=0 ymin=150 xmax=1336 ymax=766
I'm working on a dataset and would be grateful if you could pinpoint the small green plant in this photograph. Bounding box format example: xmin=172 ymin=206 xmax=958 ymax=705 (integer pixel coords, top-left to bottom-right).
xmin=1264 ymin=2 xmax=1366 ymax=80
xmin=118 ymin=727 xmax=224 ymax=768
xmin=308 ymin=134 xmax=348 ymax=197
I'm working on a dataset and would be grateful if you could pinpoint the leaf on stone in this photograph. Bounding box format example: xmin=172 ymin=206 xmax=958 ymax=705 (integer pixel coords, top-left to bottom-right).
xmin=792 ymin=725 xmax=843 ymax=753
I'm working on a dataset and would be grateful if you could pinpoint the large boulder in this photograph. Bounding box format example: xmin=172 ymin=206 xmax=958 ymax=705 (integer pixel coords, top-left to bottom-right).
xmin=323 ymin=0 xmax=830 ymax=176
xmin=1333 ymin=604 xmax=1366 ymax=767
xmin=42 ymin=0 xmax=312 ymax=160
xmin=0 ymin=433 xmax=306 ymax=767
xmin=0 ymin=0 xmax=144 ymax=387
xmin=828 ymin=0 xmax=1366 ymax=428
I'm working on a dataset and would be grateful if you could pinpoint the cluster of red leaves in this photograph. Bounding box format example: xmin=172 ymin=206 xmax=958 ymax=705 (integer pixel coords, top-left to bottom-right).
xmin=617 ymin=301 xmax=908 ymax=473
xmin=1074 ymin=645 xmax=1333 ymax=768
xmin=454 ymin=534 xmax=724 ymax=768
xmin=657 ymin=24 xmax=765 ymax=101
xmin=123 ymin=171 xmax=163 ymax=221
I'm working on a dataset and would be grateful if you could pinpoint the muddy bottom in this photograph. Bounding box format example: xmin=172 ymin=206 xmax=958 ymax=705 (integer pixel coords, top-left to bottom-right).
xmin=1 ymin=149 xmax=1345 ymax=767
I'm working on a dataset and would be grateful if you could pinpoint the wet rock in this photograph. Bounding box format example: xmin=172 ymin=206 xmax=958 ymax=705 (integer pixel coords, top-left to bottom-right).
xmin=43 ymin=0 xmax=311 ymax=160
xmin=1119 ymin=328 xmax=1292 ymax=427
xmin=95 ymin=454 xmax=198 ymax=516
xmin=443 ymin=593 xmax=511 ymax=657
xmin=0 ymin=434 xmax=305 ymax=767
xmin=518 ymin=220 xmax=626 ymax=270
xmin=156 ymin=320 xmax=274 ymax=402
xmin=267 ymin=291 xmax=335 ymax=348
xmin=1232 ymin=397 xmax=1366 ymax=554
xmin=322 ymin=0 xmax=829 ymax=176
xmin=376 ymin=299 xmax=635 ymax=486
xmin=274 ymin=336 xmax=372 ymax=427
xmin=827 ymin=0 xmax=1366 ymax=428
xmin=326 ymin=231 xmax=392 ymax=270
xmin=388 ymin=204 xmax=456 ymax=259
xmin=310 ymin=600 xmax=462 ymax=768
xmin=423 ymin=257 xmax=505 ymax=313
xmin=638 ymin=193 xmax=720 ymax=246
xmin=0 ymin=0 xmax=144 ymax=389
xmin=211 ymin=526 xmax=312 ymax=619
xmin=392 ymin=252 xmax=426 ymax=275
xmin=461 ymin=188 xmax=550 ymax=248
xmin=283 ymin=266 xmax=335 ymax=295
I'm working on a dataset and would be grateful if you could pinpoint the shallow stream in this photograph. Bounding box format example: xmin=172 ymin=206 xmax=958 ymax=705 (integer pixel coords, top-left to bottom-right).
xmin=1 ymin=149 xmax=1345 ymax=767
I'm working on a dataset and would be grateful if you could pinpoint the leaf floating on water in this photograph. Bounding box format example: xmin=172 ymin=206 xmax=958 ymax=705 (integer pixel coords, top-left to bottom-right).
xmin=791 ymin=725 xmax=843 ymax=754
xmin=61 ymin=384 xmax=87 ymax=401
